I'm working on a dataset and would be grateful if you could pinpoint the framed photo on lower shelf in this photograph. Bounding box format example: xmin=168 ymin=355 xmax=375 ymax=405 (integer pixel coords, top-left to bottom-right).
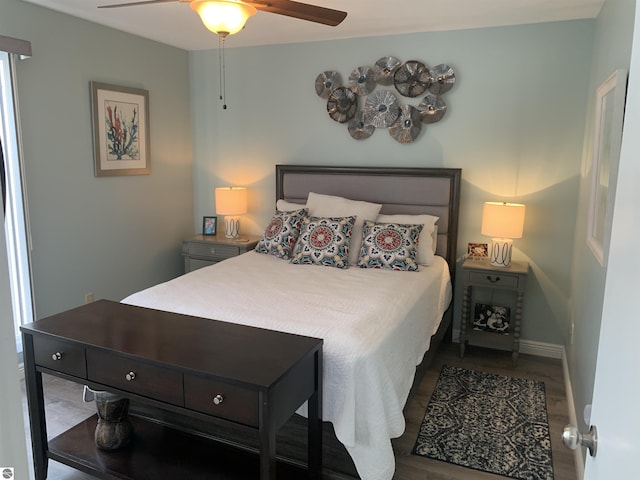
xmin=202 ymin=216 xmax=217 ymax=236
xmin=473 ymin=303 xmax=510 ymax=334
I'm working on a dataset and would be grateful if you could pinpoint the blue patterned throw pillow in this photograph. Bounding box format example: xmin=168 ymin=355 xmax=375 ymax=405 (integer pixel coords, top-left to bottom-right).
xmin=255 ymin=208 xmax=308 ymax=260
xmin=290 ymin=216 xmax=355 ymax=268
xmin=357 ymin=221 xmax=423 ymax=271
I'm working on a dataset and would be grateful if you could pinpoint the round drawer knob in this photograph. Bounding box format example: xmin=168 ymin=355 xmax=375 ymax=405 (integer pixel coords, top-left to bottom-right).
xmin=210 ymin=248 xmax=216 ymax=254
xmin=125 ymin=371 xmax=136 ymax=381
xmin=51 ymin=352 xmax=63 ymax=361
xmin=213 ymin=394 xmax=224 ymax=405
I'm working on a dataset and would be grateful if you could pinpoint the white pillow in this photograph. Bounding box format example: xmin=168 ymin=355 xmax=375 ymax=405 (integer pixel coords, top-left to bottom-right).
xmin=276 ymin=199 xmax=305 ymax=211
xmin=431 ymin=225 xmax=438 ymax=254
xmin=376 ymin=214 xmax=439 ymax=265
xmin=306 ymin=192 xmax=382 ymax=265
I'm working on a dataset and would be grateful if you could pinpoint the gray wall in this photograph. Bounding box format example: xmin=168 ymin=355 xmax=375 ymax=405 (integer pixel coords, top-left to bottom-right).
xmin=189 ymin=20 xmax=595 ymax=346
xmin=1 ymin=0 xmax=194 ymax=318
xmin=568 ymin=0 xmax=635 ymax=434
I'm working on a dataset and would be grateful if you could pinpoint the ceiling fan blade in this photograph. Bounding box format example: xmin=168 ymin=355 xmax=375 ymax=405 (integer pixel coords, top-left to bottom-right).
xmin=98 ymin=0 xmax=178 ymax=8
xmin=248 ymin=0 xmax=347 ymax=26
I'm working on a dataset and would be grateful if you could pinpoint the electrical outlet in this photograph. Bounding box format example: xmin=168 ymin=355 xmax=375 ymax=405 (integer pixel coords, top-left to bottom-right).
xmin=569 ymin=322 xmax=575 ymax=345
xmin=85 ymin=292 xmax=94 ymax=304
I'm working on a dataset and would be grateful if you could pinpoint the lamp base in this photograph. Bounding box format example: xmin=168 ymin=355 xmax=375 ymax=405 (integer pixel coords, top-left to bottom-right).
xmin=224 ymin=216 xmax=241 ymax=238
xmin=489 ymin=238 xmax=513 ymax=267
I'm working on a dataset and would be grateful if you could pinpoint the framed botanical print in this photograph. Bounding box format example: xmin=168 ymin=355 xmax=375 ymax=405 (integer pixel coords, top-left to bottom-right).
xmin=90 ymin=82 xmax=150 ymax=177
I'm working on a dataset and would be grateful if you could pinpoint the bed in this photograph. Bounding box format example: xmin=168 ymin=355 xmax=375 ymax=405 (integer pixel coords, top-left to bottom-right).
xmin=123 ymin=165 xmax=461 ymax=480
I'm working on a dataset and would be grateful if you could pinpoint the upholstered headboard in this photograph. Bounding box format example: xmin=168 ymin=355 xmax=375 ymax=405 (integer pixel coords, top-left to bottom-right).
xmin=275 ymin=165 xmax=461 ymax=276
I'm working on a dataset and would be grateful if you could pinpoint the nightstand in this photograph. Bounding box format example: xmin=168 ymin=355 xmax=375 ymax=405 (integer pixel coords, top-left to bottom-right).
xmin=182 ymin=235 xmax=260 ymax=273
xmin=459 ymin=257 xmax=529 ymax=365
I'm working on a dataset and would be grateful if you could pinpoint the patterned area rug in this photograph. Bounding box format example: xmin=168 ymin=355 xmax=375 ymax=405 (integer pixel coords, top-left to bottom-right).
xmin=413 ymin=365 xmax=554 ymax=479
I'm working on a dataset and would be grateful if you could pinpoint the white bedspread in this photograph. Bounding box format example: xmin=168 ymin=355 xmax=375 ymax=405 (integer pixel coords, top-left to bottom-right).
xmin=122 ymin=251 xmax=452 ymax=480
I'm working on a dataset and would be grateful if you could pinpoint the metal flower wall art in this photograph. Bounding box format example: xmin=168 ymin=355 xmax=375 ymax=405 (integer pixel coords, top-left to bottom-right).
xmin=315 ymin=57 xmax=456 ymax=144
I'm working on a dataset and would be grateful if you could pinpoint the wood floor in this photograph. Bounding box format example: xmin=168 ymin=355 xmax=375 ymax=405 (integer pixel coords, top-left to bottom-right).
xmin=21 ymin=343 xmax=578 ymax=480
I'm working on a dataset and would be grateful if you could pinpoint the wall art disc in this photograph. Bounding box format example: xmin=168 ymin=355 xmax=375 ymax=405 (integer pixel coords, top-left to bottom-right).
xmin=315 ymin=71 xmax=342 ymax=99
xmin=363 ymin=90 xmax=400 ymax=128
xmin=389 ymin=105 xmax=422 ymax=144
xmin=428 ymin=64 xmax=456 ymax=95
xmin=348 ymin=110 xmax=375 ymax=140
xmin=418 ymin=94 xmax=448 ymax=124
xmin=348 ymin=66 xmax=376 ymax=96
xmin=373 ymin=56 xmax=402 ymax=86
xmin=326 ymin=87 xmax=357 ymax=123
xmin=393 ymin=61 xmax=432 ymax=98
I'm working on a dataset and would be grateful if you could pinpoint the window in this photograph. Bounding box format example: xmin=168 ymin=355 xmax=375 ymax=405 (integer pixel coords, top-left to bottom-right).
xmin=1 ymin=50 xmax=34 ymax=356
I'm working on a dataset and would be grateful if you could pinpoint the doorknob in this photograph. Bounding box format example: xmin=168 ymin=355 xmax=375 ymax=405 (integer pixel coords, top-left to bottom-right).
xmin=562 ymin=424 xmax=598 ymax=457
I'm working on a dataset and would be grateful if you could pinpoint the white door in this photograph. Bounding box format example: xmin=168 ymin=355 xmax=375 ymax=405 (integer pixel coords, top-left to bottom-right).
xmin=583 ymin=6 xmax=640 ymax=479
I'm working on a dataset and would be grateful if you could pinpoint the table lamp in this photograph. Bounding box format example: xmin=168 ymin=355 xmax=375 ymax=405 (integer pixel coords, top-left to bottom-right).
xmin=215 ymin=187 xmax=247 ymax=238
xmin=481 ymin=202 xmax=526 ymax=267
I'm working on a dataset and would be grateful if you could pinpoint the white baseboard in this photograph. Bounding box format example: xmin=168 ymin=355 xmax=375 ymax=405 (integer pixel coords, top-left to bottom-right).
xmin=562 ymin=347 xmax=585 ymax=479
xmin=452 ymin=329 xmax=563 ymax=359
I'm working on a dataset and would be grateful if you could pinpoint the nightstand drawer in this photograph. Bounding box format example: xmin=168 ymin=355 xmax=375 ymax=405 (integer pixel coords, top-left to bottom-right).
xmin=184 ymin=374 xmax=258 ymax=427
xmin=33 ymin=336 xmax=86 ymax=378
xmin=87 ymin=349 xmax=183 ymax=406
xmin=182 ymin=235 xmax=260 ymax=273
xmin=186 ymin=258 xmax=214 ymax=271
xmin=187 ymin=242 xmax=240 ymax=261
xmin=468 ymin=271 xmax=520 ymax=289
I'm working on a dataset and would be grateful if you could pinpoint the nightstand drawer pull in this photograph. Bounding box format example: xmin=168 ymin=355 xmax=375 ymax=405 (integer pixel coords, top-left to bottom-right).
xmin=125 ymin=371 xmax=136 ymax=381
xmin=486 ymin=275 xmax=501 ymax=283
xmin=210 ymin=248 xmax=215 ymax=254
xmin=52 ymin=352 xmax=63 ymax=361
xmin=213 ymin=394 xmax=224 ymax=405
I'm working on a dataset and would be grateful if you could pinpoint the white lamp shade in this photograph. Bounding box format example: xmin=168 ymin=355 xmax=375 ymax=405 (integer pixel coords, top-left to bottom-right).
xmin=190 ymin=0 xmax=256 ymax=36
xmin=215 ymin=187 xmax=247 ymax=216
xmin=481 ymin=202 xmax=526 ymax=239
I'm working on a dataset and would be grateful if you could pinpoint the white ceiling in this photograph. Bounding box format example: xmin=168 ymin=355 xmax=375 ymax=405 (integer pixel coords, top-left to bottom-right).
xmin=23 ymin=0 xmax=604 ymax=51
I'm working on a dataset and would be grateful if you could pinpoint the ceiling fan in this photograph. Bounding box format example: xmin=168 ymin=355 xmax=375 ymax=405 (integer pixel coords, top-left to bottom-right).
xmin=99 ymin=0 xmax=348 ymax=36
xmin=98 ymin=0 xmax=346 ymax=109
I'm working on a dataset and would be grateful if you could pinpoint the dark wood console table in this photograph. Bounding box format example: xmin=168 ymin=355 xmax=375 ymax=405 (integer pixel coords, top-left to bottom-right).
xmin=21 ymin=299 xmax=323 ymax=480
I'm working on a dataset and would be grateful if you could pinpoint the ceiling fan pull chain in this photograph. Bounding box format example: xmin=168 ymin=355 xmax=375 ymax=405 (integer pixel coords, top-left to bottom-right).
xmin=218 ymin=35 xmax=223 ymax=104
xmin=215 ymin=33 xmax=229 ymax=110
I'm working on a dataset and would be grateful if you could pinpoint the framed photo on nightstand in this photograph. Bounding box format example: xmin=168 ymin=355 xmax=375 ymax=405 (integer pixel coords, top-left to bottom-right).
xmin=467 ymin=243 xmax=488 ymax=258
xmin=202 ymin=216 xmax=217 ymax=236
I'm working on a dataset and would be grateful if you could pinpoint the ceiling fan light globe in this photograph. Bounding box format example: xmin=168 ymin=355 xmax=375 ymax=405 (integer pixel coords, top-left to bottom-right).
xmin=190 ymin=0 xmax=257 ymax=36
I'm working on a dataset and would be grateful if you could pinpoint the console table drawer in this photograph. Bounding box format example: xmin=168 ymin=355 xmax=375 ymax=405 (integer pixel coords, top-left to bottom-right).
xmin=184 ymin=374 xmax=258 ymax=427
xmin=33 ymin=336 xmax=86 ymax=378
xmin=87 ymin=349 xmax=183 ymax=406
xmin=468 ymin=271 xmax=519 ymax=289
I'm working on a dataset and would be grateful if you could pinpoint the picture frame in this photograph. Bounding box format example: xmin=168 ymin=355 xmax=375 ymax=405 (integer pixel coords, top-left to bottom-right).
xmin=587 ymin=69 xmax=627 ymax=266
xmin=467 ymin=242 xmax=488 ymax=258
xmin=202 ymin=216 xmax=217 ymax=236
xmin=90 ymin=82 xmax=150 ymax=177
xmin=473 ymin=303 xmax=510 ymax=334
